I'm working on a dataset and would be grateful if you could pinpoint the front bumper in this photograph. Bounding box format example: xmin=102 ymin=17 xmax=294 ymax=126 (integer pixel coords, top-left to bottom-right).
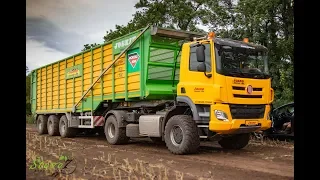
xmin=209 ymin=103 xmax=272 ymax=134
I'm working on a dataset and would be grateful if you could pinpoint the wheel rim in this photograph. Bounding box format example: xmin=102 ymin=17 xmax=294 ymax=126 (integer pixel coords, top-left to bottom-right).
xmin=108 ymin=123 xmax=115 ymax=138
xmin=170 ymin=125 xmax=183 ymax=146
xmin=60 ymin=121 xmax=66 ymax=135
xmin=38 ymin=120 xmax=42 ymax=131
xmin=48 ymin=120 xmax=53 ymax=133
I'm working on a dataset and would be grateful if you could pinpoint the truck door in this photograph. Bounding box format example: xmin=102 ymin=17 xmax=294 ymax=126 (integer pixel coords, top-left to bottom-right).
xmin=177 ymin=41 xmax=215 ymax=107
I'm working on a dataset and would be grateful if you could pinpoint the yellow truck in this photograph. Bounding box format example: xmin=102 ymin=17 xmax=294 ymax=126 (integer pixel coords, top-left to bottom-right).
xmin=30 ymin=25 xmax=273 ymax=154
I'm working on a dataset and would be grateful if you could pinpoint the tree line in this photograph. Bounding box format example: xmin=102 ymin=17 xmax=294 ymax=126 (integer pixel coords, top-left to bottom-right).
xmin=82 ymin=0 xmax=294 ymax=107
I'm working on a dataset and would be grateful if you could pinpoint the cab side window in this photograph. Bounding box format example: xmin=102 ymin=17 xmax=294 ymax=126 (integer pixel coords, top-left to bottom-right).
xmin=189 ymin=44 xmax=212 ymax=72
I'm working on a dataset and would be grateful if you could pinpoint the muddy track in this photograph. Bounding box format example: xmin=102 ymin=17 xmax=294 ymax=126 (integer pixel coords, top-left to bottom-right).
xmin=26 ymin=124 xmax=294 ymax=180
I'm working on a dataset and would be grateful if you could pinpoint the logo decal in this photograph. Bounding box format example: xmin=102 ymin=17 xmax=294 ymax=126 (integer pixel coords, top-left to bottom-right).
xmin=194 ymin=87 xmax=204 ymax=92
xmin=233 ymin=79 xmax=244 ymax=85
xmin=65 ymin=64 xmax=83 ymax=79
xmin=246 ymin=85 xmax=253 ymax=94
xmin=67 ymin=68 xmax=80 ymax=77
xmin=128 ymin=52 xmax=140 ymax=68
xmin=114 ymin=36 xmax=136 ymax=50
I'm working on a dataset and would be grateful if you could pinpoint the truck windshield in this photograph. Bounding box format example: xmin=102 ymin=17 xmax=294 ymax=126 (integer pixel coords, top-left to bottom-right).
xmin=214 ymin=44 xmax=270 ymax=79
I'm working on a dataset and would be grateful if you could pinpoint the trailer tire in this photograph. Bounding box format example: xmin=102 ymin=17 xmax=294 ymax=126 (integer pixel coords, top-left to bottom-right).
xmin=218 ymin=133 xmax=250 ymax=150
xmin=37 ymin=115 xmax=48 ymax=135
xmin=164 ymin=115 xmax=200 ymax=155
xmin=104 ymin=115 xmax=129 ymax=145
xmin=59 ymin=115 xmax=77 ymax=138
xmin=47 ymin=115 xmax=60 ymax=136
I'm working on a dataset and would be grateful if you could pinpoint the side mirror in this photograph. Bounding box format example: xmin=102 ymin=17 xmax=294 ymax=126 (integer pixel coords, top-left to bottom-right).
xmin=196 ymin=45 xmax=205 ymax=62
xmin=197 ymin=63 xmax=206 ymax=72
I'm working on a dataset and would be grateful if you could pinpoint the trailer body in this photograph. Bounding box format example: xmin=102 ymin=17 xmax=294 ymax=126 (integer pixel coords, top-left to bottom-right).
xmin=31 ymin=28 xmax=182 ymax=114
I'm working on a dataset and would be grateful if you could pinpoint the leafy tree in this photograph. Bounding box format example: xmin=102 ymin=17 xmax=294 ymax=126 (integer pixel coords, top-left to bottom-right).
xmin=82 ymin=0 xmax=294 ymax=107
xmin=203 ymin=0 xmax=293 ymax=107
xmin=102 ymin=0 xmax=208 ymax=42
xmin=81 ymin=43 xmax=100 ymax=51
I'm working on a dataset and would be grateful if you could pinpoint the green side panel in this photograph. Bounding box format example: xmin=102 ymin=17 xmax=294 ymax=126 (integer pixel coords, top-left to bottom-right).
xmin=144 ymin=35 xmax=182 ymax=100
xmin=31 ymin=71 xmax=37 ymax=113
xmin=127 ymin=48 xmax=141 ymax=73
xmin=76 ymin=91 xmax=142 ymax=112
xmin=82 ymin=97 xmax=93 ymax=110
xmin=113 ymin=31 xmax=141 ymax=54
xmin=142 ymin=30 xmax=151 ymax=98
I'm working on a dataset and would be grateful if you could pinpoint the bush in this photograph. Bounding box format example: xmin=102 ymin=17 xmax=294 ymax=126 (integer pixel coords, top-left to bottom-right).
xmin=26 ymin=115 xmax=35 ymax=124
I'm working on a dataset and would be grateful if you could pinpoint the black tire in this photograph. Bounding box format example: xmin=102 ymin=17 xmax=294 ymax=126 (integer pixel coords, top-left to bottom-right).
xmin=47 ymin=115 xmax=60 ymax=136
xmin=164 ymin=115 xmax=200 ymax=155
xmin=37 ymin=115 xmax=48 ymax=135
xmin=104 ymin=115 xmax=129 ymax=145
xmin=59 ymin=115 xmax=77 ymax=138
xmin=218 ymin=133 xmax=250 ymax=150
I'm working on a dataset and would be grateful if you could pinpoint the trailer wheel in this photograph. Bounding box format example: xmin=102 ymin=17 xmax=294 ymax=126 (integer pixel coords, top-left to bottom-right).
xmin=218 ymin=133 xmax=250 ymax=150
xmin=104 ymin=115 xmax=129 ymax=145
xmin=47 ymin=115 xmax=60 ymax=136
xmin=37 ymin=115 xmax=48 ymax=135
xmin=59 ymin=115 xmax=77 ymax=138
xmin=164 ymin=115 xmax=200 ymax=155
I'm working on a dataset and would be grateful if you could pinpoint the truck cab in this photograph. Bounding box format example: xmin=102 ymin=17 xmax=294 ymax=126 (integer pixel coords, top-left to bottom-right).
xmin=177 ymin=32 xmax=273 ymax=138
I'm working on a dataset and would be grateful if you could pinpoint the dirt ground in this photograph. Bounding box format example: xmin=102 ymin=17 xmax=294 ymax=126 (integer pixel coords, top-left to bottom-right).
xmin=26 ymin=124 xmax=294 ymax=180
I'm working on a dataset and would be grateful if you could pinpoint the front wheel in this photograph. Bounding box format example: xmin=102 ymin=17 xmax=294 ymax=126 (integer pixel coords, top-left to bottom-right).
xmin=218 ymin=133 xmax=250 ymax=150
xmin=164 ymin=115 xmax=200 ymax=155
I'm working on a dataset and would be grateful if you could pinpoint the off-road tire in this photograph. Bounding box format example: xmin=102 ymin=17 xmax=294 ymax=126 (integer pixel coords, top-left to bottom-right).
xmin=104 ymin=115 xmax=129 ymax=145
xmin=218 ymin=133 xmax=250 ymax=150
xmin=37 ymin=115 xmax=48 ymax=135
xmin=59 ymin=115 xmax=77 ymax=138
xmin=164 ymin=115 xmax=200 ymax=155
xmin=47 ymin=115 xmax=60 ymax=136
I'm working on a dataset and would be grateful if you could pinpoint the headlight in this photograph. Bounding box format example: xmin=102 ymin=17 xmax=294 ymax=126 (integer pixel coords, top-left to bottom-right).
xmin=214 ymin=110 xmax=229 ymax=121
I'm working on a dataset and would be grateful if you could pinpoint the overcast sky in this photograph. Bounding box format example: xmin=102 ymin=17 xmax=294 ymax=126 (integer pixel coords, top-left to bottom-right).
xmin=26 ymin=0 xmax=139 ymax=71
xmin=26 ymin=0 xmax=209 ymax=72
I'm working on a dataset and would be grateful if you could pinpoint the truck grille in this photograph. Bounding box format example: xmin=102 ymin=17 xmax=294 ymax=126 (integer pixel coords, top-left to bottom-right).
xmin=232 ymin=86 xmax=263 ymax=99
xmin=230 ymin=104 xmax=265 ymax=119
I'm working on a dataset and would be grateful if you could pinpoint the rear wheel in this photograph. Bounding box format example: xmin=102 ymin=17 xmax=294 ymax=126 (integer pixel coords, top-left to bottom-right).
xmin=37 ymin=115 xmax=48 ymax=135
xmin=47 ymin=115 xmax=60 ymax=136
xmin=104 ymin=115 xmax=129 ymax=145
xmin=59 ymin=115 xmax=77 ymax=138
xmin=164 ymin=115 xmax=200 ymax=155
xmin=218 ymin=133 xmax=250 ymax=149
